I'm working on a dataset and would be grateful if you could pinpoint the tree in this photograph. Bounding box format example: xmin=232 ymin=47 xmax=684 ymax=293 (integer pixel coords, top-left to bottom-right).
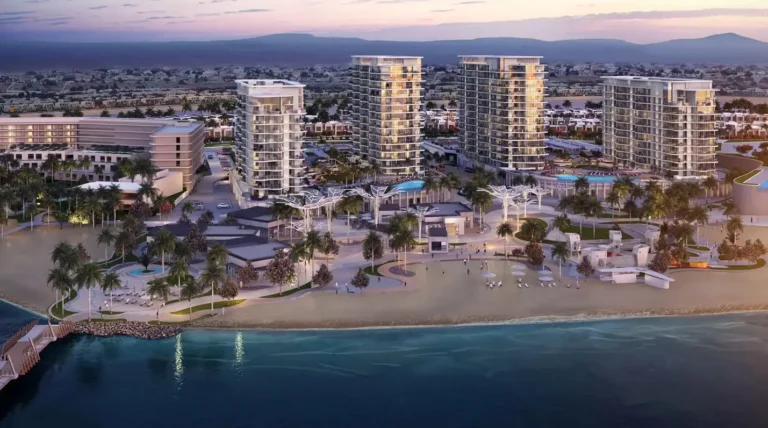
xmin=97 ymin=227 xmax=116 ymax=261
xmin=362 ymin=230 xmax=384 ymax=271
xmin=180 ymin=280 xmax=200 ymax=321
xmin=154 ymin=229 xmax=176 ymax=273
xmin=74 ymin=261 xmax=104 ymax=321
xmin=350 ymin=268 xmax=369 ymax=293
xmin=101 ymin=271 xmax=122 ymax=310
xmin=702 ymin=176 xmax=718 ymax=202
xmin=100 ymin=110 xmax=111 ymax=117
xmin=735 ymin=144 xmax=754 ymax=155
xmin=236 ymin=261 xmax=259 ymax=287
xmin=469 ymin=190 xmax=493 ymax=228
xmin=129 ymin=199 xmax=152 ymax=221
xmin=321 ymin=232 xmax=340 ymax=267
xmin=75 ymin=243 xmax=91 ymax=265
xmin=185 ymin=224 xmax=208 ymax=260
xmin=551 ymin=214 xmax=571 ymax=234
xmin=726 ymin=216 xmax=745 ymax=244
xmin=648 ymin=250 xmax=672 ymax=274
xmin=217 ymin=278 xmax=239 ymax=304
xmin=520 ymin=219 xmax=546 ymax=243
xmin=265 ymin=250 xmax=297 ymax=295
xmin=337 ymin=195 xmax=363 ymax=243
xmin=197 ymin=210 xmax=214 ymax=227
xmin=312 ymin=263 xmax=333 ymax=288
xmin=496 ymin=221 xmax=514 ymax=258
xmin=392 ymin=228 xmax=415 ymax=270
xmin=551 ymin=242 xmax=570 ymax=280
xmin=576 ymin=256 xmax=595 ymax=283
xmin=525 ymin=241 xmax=545 ymax=266
xmin=47 ymin=267 xmax=73 ymax=315
xmin=182 ymin=201 xmax=195 ymax=216
xmin=114 ymin=230 xmax=135 ymax=263
xmin=303 ymin=229 xmax=324 ymax=275
xmin=222 ymin=214 xmax=237 ymax=225
xmin=574 ymin=176 xmax=590 ymax=194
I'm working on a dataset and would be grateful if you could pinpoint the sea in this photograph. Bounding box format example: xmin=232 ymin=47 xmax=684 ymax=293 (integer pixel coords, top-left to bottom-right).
xmin=3 ymin=301 xmax=768 ymax=428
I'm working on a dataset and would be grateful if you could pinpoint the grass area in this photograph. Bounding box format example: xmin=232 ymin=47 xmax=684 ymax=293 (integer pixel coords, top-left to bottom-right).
xmin=689 ymin=245 xmax=711 ymax=252
xmin=559 ymin=225 xmax=633 ymax=240
xmin=449 ymin=243 xmax=467 ymax=246
xmin=50 ymin=289 xmax=78 ymax=319
xmin=165 ymin=290 xmax=209 ymax=305
xmin=597 ymin=213 xmax=631 ymax=219
xmin=97 ymin=252 xmax=138 ymax=269
xmin=263 ymin=282 xmax=311 ymax=298
xmin=86 ymin=318 xmax=128 ymax=323
xmin=413 ymin=241 xmax=427 ymax=246
xmin=735 ymin=169 xmax=761 ymax=184
xmin=98 ymin=310 xmax=124 ymax=315
xmin=514 ymin=218 xmax=548 ymax=241
xmin=610 ymin=220 xmax=660 ymax=225
xmin=720 ymin=259 xmax=766 ymax=270
xmin=170 ymin=299 xmax=246 ymax=315
xmin=363 ymin=260 xmax=393 ymax=276
xmin=205 ymin=142 xmax=235 ymax=147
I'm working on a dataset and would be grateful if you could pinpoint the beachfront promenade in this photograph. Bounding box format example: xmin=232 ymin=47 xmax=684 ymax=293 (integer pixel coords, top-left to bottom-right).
xmin=0 ymin=320 xmax=74 ymax=391
xmin=1 ymin=191 xmax=767 ymax=328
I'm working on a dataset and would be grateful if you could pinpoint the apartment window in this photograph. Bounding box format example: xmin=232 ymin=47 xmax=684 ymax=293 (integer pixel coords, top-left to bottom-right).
xmin=176 ymin=153 xmax=181 ymax=159
xmin=176 ymin=161 xmax=181 ymax=167
xmin=176 ymin=145 xmax=181 ymax=151
xmin=176 ymin=137 xmax=181 ymax=143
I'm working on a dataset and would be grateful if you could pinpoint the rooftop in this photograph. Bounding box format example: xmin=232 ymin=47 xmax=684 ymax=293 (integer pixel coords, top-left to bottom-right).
xmin=226 ymin=242 xmax=289 ymax=262
xmin=152 ymin=124 xmax=201 ymax=135
xmin=229 ymin=206 xmax=275 ymax=221
xmin=412 ymin=203 xmax=473 ymax=217
xmin=601 ymin=76 xmax=713 ymax=83
xmin=236 ymin=79 xmax=305 ymax=88
xmin=429 ymin=227 xmax=448 ymax=238
xmin=351 ymin=55 xmax=423 ymax=59
xmin=79 ymin=181 xmax=140 ymax=192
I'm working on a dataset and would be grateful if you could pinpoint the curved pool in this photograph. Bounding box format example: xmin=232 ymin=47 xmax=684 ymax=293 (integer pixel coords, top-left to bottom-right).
xmin=556 ymin=174 xmax=622 ymax=183
xmin=392 ymin=180 xmax=425 ymax=192
xmin=128 ymin=267 xmax=163 ymax=276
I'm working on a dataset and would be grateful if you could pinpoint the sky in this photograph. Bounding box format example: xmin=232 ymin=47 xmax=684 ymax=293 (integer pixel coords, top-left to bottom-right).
xmin=2 ymin=0 xmax=768 ymax=43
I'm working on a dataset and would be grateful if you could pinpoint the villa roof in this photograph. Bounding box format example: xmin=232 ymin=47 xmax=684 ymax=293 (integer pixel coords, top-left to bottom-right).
xmin=228 ymin=206 xmax=275 ymax=221
xmin=429 ymin=227 xmax=448 ymax=237
xmin=147 ymin=223 xmax=207 ymax=237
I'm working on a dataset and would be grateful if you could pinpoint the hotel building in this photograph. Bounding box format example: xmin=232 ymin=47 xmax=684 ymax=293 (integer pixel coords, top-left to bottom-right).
xmin=602 ymin=76 xmax=717 ymax=179
xmin=233 ymin=79 xmax=304 ymax=199
xmin=0 ymin=117 xmax=204 ymax=190
xmin=458 ymin=56 xmax=547 ymax=171
xmin=350 ymin=56 xmax=423 ymax=176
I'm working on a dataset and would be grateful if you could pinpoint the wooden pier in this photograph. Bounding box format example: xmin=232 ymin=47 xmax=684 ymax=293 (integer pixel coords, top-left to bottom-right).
xmin=0 ymin=320 xmax=74 ymax=391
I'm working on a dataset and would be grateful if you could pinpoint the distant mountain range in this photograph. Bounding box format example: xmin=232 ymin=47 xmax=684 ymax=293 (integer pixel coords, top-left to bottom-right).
xmin=0 ymin=33 xmax=766 ymax=71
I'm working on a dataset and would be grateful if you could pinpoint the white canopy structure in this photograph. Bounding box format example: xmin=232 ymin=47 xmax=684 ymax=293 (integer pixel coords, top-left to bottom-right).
xmin=348 ymin=185 xmax=402 ymax=226
xmin=404 ymin=205 xmax=438 ymax=241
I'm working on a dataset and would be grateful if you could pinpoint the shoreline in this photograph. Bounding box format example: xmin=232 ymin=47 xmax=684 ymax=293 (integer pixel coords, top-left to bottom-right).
xmin=0 ymin=297 xmax=47 ymax=319
xmin=188 ymin=304 xmax=768 ymax=331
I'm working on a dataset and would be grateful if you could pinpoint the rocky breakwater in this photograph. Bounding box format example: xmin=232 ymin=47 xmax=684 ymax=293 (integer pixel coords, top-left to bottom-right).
xmin=74 ymin=321 xmax=181 ymax=339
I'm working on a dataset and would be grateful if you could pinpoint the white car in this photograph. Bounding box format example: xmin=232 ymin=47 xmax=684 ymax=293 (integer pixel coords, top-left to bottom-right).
xmin=217 ymin=202 xmax=231 ymax=209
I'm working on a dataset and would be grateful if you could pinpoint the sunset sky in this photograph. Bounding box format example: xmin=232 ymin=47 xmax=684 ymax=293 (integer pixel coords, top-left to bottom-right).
xmin=2 ymin=0 xmax=768 ymax=43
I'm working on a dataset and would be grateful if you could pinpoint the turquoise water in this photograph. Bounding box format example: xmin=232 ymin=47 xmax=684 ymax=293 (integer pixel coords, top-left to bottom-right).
xmin=392 ymin=180 xmax=425 ymax=192
xmin=556 ymin=174 xmax=620 ymax=183
xmin=3 ymin=301 xmax=768 ymax=427
xmin=128 ymin=267 xmax=163 ymax=276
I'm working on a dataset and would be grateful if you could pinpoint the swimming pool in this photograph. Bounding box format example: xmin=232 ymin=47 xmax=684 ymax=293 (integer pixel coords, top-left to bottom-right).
xmin=556 ymin=174 xmax=621 ymax=183
xmin=392 ymin=180 xmax=425 ymax=192
xmin=128 ymin=267 xmax=163 ymax=276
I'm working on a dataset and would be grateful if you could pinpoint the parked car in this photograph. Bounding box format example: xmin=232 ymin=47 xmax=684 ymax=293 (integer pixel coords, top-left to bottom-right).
xmin=217 ymin=202 xmax=231 ymax=209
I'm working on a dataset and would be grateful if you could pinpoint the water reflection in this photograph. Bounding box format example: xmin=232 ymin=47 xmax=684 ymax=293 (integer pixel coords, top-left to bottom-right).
xmin=173 ymin=334 xmax=183 ymax=391
xmin=234 ymin=332 xmax=244 ymax=371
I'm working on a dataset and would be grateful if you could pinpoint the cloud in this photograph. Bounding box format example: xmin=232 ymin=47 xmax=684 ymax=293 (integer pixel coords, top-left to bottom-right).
xmin=223 ymin=9 xmax=271 ymax=14
xmin=574 ymin=8 xmax=768 ymax=21
xmin=123 ymin=3 xmax=138 ymax=6
xmin=455 ymin=1 xmax=484 ymax=3
xmin=0 ymin=17 xmax=29 ymax=24
xmin=147 ymin=16 xmax=181 ymax=20
xmin=195 ymin=13 xmax=221 ymax=17
xmin=23 ymin=0 xmax=49 ymax=3
xmin=168 ymin=20 xmax=197 ymax=24
xmin=137 ymin=10 xmax=165 ymax=14
xmin=0 ymin=11 xmax=35 ymax=16
xmin=89 ymin=6 xmax=108 ymax=10
xmin=49 ymin=20 xmax=69 ymax=26
xmin=37 ymin=17 xmax=73 ymax=22
xmin=431 ymin=9 xmax=454 ymax=13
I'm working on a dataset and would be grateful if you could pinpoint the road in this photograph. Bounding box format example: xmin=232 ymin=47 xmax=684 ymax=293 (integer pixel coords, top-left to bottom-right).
xmin=167 ymin=147 xmax=239 ymax=222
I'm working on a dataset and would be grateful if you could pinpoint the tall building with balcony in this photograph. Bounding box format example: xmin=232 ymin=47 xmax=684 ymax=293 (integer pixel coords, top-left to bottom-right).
xmin=350 ymin=56 xmax=423 ymax=176
xmin=602 ymin=76 xmax=717 ymax=179
xmin=458 ymin=56 xmax=547 ymax=171
xmin=234 ymin=79 xmax=304 ymax=199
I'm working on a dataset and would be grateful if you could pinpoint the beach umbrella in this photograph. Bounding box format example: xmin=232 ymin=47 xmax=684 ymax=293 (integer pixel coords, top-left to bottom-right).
xmin=510 ymin=263 xmax=526 ymax=270
xmin=482 ymin=272 xmax=497 ymax=278
xmin=539 ymin=276 xmax=554 ymax=281
xmin=511 ymin=271 xmax=525 ymax=276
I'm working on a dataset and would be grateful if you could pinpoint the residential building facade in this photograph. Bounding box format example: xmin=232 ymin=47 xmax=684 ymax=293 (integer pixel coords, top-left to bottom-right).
xmin=0 ymin=117 xmax=204 ymax=190
xmin=234 ymin=79 xmax=304 ymax=199
xmin=602 ymin=76 xmax=717 ymax=179
xmin=458 ymin=56 xmax=547 ymax=171
xmin=350 ymin=56 xmax=423 ymax=176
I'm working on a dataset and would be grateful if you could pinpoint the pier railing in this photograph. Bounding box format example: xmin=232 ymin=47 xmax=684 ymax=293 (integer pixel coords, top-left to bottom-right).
xmin=0 ymin=320 xmax=39 ymax=356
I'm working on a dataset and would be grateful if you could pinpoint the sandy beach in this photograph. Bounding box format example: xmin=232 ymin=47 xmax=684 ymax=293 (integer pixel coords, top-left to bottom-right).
xmin=0 ymin=226 xmax=102 ymax=314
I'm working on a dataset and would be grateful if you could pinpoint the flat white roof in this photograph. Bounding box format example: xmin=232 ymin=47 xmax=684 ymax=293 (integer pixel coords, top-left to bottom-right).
xmin=458 ymin=55 xmax=543 ymax=59
xmin=601 ymin=76 xmax=712 ymax=84
xmin=235 ymin=79 xmax=304 ymax=88
xmin=597 ymin=267 xmax=675 ymax=282
xmin=78 ymin=181 xmax=140 ymax=192
xmin=351 ymin=55 xmax=423 ymax=59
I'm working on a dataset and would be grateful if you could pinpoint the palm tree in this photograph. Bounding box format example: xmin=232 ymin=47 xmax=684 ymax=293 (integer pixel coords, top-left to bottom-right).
xmin=584 ymin=197 xmax=604 ymax=237
xmin=392 ymin=228 xmax=415 ymax=270
xmin=131 ymin=156 xmax=158 ymax=183
xmin=154 ymin=229 xmax=177 ymax=273
xmin=362 ymin=229 xmax=384 ymax=271
xmin=182 ymin=200 xmax=195 ymax=216
xmin=726 ymin=216 xmax=744 ymax=244
xmin=686 ymin=204 xmax=708 ymax=244
xmin=101 ymin=271 xmax=121 ymax=310
xmin=605 ymin=189 xmax=621 ymax=219
xmin=137 ymin=182 xmax=159 ymax=204
xmin=422 ymin=175 xmax=438 ymax=202
xmin=520 ymin=219 xmax=546 ymax=243
xmin=288 ymin=240 xmax=309 ymax=285
xmin=551 ymin=214 xmax=571 ymax=234
xmin=107 ymin=184 xmax=121 ymax=222
xmin=97 ymin=227 xmax=116 ymax=261
xmin=574 ymin=176 xmax=590 ymax=194
xmin=147 ymin=278 xmax=171 ymax=303
xmin=180 ymin=280 xmax=200 ymax=321
xmin=200 ymin=260 xmax=226 ymax=313
xmin=74 ymin=261 xmax=104 ymax=321
xmin=337 ymin=195 xmax=363 ymax=243
xmin=52 ymin=241 xmax=78 ymax=272
xmin=303 ymin=229 xmax=323 ymax=275
xmin=0 ymin=208 xmax=7 ymax=239
xmin=524 ymin=174 xmax=537 ymax=187
xmin=42 ymin=154 xmax=61 ymax=182
xmin=114 ymin=230 xmax=135 ymax=263
xmin=702 ymin=176 xmax=718 ymax=202
xmin=496 ymin=221 xmax=514 ymax=258
xmin=438 ymin=175 xmax=452 ymax=202
xmin=551 ymin=242 xmax=570 ymax=281
xmin=78 ymin=157 xmax=93 ymax=179
xmin=173 ymin=241 xmax=193 ymax=264
xmin=169 ymin=256 xmax=190 ymax=295
xmin=469 ymin=190 xmax=493 ymax=229
xmin=47 ymin=267 xmax=72 ymax=315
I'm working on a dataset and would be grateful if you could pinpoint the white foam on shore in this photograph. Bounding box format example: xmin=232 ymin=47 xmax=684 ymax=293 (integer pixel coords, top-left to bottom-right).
xmin=0 ymin=297 xmax=46 ymax=318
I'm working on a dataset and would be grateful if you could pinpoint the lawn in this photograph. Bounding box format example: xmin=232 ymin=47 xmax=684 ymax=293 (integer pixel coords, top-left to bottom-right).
xmin=263 ymin=282 xmax=311 ymax=298
xmin=560 ymin=225 xmax=632 ymax=240
xmin=720 ymin=259 xmax=766 ymax=270
xmin=170 ymin=299 xmax=246 ymax=315
xmin=363 ymin=261 xmax=393 ymax=276
xmin=50 ymin=289 xmax=78 ymax=319
xmin=98 ymin=311 xmax=124 ymax=315
xmin=147 ymin=314 xmax=214 ymax=326
xmin=688 ymin=245 xmax=711 ymax=252
xmin=449 ymin=242 xmax=467 ymax=246
xmin=514 ymin=218 xmax=548 ymax=241
xmin=735 ymin=169 xmax=761 ymax=184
